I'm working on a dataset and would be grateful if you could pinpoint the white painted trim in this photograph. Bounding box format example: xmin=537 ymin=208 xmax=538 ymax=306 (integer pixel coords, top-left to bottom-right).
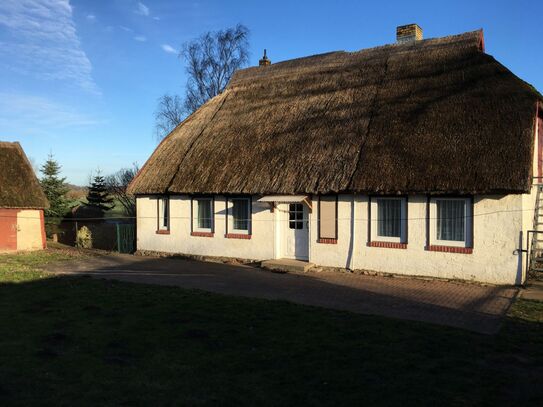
xmin=228 ymin=197 xmax=251 ymax=234
xmin=370 ymin=197 xmax=407 ymax=243
xmin=429 ymin=197 xmax=472 ymax=248
xmin=192 ymin=197 xmax=214 ymax=233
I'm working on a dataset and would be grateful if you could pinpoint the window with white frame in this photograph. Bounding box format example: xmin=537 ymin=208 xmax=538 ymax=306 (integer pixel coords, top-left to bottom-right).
xmin=194 ymin=197 xmax=213 ymax=231
xmin=430 ymin=197 xmax=472 ymax=247
xmin=231 ymin=197 xmax=250 ymax=232
xmin=157 ymin=196 xmax=169 ymax=231
xmin=370 ymin=197 xmax=407 ymax=243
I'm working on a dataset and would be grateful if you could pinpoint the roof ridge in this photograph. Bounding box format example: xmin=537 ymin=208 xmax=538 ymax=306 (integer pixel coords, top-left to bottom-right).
xmin=234 ymin=29 xmax=483 ymax=75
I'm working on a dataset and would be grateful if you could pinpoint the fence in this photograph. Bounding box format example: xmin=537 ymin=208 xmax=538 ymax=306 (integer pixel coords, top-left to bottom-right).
xmin=57 ymin=218 xmax=135 ymax=253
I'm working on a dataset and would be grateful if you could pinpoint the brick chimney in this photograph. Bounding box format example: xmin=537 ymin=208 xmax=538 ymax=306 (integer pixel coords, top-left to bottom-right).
xmin=259 ymin=49 xmax=271 ymax=66
xmin=396 ymin=24 xmax=423 ymax=43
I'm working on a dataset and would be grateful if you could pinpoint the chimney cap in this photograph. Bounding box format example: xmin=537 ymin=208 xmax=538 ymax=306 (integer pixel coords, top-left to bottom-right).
xmin=259 ymin=49 xmax=271 ymax=66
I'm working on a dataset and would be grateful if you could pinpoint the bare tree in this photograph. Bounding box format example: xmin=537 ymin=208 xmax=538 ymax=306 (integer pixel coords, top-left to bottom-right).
xmin=183 ymin=24 xmax=249 ymax=113
xmin=154 ymin=24 xmax=250 ymax=141
xmin=105 ymin=164 xmax=140 ymax=217
xmin=154 ymin=94 xmax=185 ymax=141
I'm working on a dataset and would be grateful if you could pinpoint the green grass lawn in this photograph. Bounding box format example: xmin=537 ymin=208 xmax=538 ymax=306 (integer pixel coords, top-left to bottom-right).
xmin=0 ymin=250 xmax=542 ymax=406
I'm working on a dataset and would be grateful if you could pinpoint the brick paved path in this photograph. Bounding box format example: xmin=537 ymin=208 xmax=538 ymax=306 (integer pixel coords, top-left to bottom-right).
xmin=45 ymin=254 xmax=518 ymax=334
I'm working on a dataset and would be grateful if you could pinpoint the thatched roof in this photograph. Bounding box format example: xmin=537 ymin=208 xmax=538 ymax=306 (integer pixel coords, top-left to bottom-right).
xmin=130 ymin=30 xmax=542 ymax=195
xmin=0 ymin=142 xmax=49 ymax=209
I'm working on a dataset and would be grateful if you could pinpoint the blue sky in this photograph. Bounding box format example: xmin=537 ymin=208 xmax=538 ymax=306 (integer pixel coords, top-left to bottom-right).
xmin=0 ymin=0 xmax=541 ymax=185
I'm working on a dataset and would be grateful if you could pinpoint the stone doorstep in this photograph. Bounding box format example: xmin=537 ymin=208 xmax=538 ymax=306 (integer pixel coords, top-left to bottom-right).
xmin=261 ymin=258 xmax=316 ymax=273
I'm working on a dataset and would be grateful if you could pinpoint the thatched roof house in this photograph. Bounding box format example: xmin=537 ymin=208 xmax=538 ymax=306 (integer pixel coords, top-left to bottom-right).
xmin=0 ymin=141 xmax=48 ymax=251
xmin=0 ymin=142 xmax=48 ymax=209
xmin=131 ymin=25 xmax=543 ymax=285
xmin=130 ymin=29 xmax=542 ymax=196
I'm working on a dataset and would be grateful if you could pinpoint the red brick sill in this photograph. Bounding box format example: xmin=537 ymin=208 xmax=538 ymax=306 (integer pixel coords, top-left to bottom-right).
xmin=225 ymin=233 xmax=251 ymax=240
xmin=191 ymin=231 xmax=214 ymax=238
xmin=155 ymin=230 xmax=170 ymax=235
xmin=368 ymin=241 xmax=407 ymax=249
xmin=426 ymin=245 xmax=473 ymax=254
xmin=317 ymin=238 xmax=338 ymax=244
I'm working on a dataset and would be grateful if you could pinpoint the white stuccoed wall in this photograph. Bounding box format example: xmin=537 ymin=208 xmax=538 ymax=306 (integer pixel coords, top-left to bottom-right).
xmin=310 ymin=194 xmax=525 ymax=285
xmin=137 ymin=192 xmax=529 ymax=284
xmin=136 ymin=195 xmax=275 ymax=260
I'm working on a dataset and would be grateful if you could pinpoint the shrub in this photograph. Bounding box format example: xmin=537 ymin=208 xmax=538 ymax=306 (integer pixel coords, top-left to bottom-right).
xmin=76 ymin=226 xmax=92 ymax=249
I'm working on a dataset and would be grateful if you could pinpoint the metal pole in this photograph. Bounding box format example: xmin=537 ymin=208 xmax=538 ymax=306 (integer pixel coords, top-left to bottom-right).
xmin=116 ymin=223 xmax=121 ymax=253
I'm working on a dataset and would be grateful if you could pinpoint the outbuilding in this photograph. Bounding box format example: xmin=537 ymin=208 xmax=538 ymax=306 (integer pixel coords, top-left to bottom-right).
xmin=0 ymin=142 xmax=48 ymax=251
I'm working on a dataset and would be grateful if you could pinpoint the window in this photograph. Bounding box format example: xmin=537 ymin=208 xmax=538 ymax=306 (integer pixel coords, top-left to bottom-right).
xmin=232 ymin=198 xmax=250 ymax=231
xmin=289 ymin=203 xmax=304 ymax=229
xmin=436 ymin=199 xmax=466 ymax=242
xmin=157 ymin=196 xmax=169 ymax=231
xmin=196 ymin=198 xmax=213 ymax=230
xmin=369 ymin=197 xmax=407 ymax=245
xmin=377 ymin=199 xmax=401 ymax=238
xmin=428 ymin=197 xmax=472 ymax=250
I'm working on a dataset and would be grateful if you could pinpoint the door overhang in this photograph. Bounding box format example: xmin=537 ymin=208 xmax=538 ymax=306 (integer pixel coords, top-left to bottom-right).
xmin=257 ymin=195 xmax=312 ymax=212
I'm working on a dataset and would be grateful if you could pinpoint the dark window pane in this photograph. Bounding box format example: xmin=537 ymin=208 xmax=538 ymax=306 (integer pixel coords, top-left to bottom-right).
xmin=232 ymin=199 xmax=249 ymax=230
xmin=377 ymin=199 xmax=401 ymax=238
xmin=162 ymin=198 xmax=169 ymax=228
xmin=197 ymin=199 xmax=212 ymax=229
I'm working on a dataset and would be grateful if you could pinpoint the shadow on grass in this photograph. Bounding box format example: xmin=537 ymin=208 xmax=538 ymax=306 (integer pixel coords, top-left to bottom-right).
xmin=0 ymin=271 xmax=541 ymax=406
xmin=49 ymin=254 xmax=519 ymax=335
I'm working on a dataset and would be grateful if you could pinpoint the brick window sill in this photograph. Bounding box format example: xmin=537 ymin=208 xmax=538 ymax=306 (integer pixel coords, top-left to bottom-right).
xmin=191 ymin=231 xmax=214 ymax=238
xmin=426 ymin=245 xmax=473 ymax=254
xmin=225 ymin=233 xmax=251 ymax=240
xmin=317 ymin=238 xmax=338 ymax=244
xmin=368 ymin=241 xmax=407 ymax=249
xmin=156 ymin=230 xmax=170 ymax=235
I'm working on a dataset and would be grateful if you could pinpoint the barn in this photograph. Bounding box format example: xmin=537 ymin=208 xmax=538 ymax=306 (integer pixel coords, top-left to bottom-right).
xmin=0 ymin=142 xmax=49 ymax=251
xmin=129 ymin=25 xmax=543 ymax=285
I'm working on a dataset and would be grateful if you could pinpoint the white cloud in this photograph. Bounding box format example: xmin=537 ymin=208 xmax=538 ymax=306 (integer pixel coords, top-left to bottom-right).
xmin=86 ymin=13 xmax=95 ymax=22
xmin=161 ymin=44 xmax=177 ymax=54
xmin=0 ymin=92 xmax=99 ymax=132
xmin=0 ymin=0 xmax=99 ymax=94
xmin=120 ymin=25 xmax=133 ymax=32
xmin=153 ymin=16 xmax=160 ymax=21
xmin=134 ymin=2 xmax=149 ymax=16
xmin=134 ymin=35 xmax=146 ymax=42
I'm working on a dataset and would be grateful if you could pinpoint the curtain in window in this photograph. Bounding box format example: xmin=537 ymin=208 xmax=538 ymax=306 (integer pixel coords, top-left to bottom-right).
xmin=232 ymin=199 xmax=249 ymax=230
xmin=197 ymin=199 xmax=212 ymax=229
xmin=437 ymin=200 xmax=465 ymax=241
xmin=377 ymin=199 xmax=401 ymax=237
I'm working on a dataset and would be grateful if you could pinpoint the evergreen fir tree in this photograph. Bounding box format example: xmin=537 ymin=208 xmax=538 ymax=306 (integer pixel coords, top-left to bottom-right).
xmin=85 ymin=170 xmax=115 ymax=215
xmin=40 ymin=154 xmax=73 ymax=231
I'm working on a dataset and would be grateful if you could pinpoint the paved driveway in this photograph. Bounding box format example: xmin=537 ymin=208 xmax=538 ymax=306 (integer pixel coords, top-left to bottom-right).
xmin=44 ymin=254 xmax=518 ymax=334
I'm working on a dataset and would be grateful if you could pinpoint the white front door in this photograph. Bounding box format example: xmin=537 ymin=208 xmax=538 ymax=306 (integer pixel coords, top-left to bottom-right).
xmin=283 ymin=203 xmax=309 ymax=260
